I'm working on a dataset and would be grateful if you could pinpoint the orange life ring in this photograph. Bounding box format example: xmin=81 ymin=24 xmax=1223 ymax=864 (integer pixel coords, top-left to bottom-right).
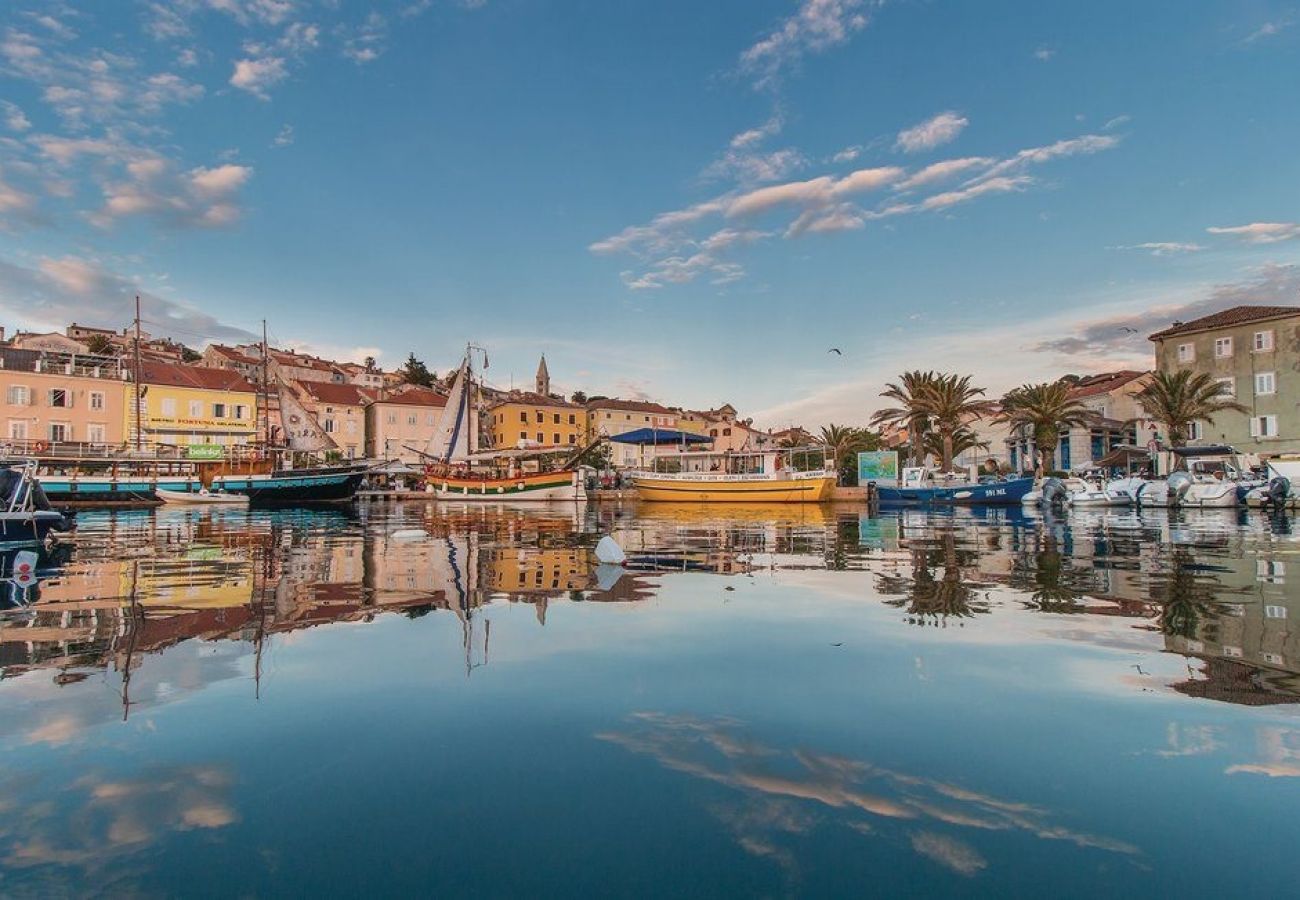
xmin=33 ymin=441 xmax=47 ymax=454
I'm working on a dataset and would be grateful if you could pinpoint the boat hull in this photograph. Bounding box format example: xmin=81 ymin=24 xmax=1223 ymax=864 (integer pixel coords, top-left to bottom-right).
xmin=876 ymin=477 xmax=1034 ymax=506
xmin=631 ymin=473 xmax=834 ymax=503
xmin=38 ymin=466 xmax=366 ymax=506
xmin=430 ymin=470 xmax=585 ymax=501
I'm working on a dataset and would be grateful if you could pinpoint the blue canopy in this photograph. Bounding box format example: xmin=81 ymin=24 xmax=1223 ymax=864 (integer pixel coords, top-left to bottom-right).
xmin=609 ymin=428 xmax=713 ymax=446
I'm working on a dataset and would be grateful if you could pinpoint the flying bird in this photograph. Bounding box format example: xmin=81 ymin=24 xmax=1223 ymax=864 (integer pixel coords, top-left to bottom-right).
xmin=827 ymin=348 xmax=842 ymax=355
xmin=1119 ymin=326 xmax=1138 ymax=334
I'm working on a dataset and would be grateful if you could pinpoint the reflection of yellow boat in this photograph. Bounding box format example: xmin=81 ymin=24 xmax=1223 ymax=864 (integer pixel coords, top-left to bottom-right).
xmin=631 ymin=501 xmax=836 ymax=525
xmin=630 ymin=448 xmax=835 ymax=503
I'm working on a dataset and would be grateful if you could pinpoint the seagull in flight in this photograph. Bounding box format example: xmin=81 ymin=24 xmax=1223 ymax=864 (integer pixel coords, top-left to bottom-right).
xmin=828 ymin=348 xmax=842 ymax=355
xmin=1119 ymin=327 xmax=1138 ymax=334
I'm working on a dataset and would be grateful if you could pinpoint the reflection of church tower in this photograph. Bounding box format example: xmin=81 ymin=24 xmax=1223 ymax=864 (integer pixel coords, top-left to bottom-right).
xmin=536 ymin=354 xmax=550 ymax=396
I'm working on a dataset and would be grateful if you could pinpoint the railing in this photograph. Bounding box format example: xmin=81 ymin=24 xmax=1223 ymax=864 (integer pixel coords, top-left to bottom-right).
xmin=628 ymin=468 xmax=832 ymax=483
xmin=0 ymin=438 xmax=274 ymax=462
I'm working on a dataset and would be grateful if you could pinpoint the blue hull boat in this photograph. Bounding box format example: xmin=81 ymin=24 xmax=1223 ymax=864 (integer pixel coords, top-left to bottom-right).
xmin=875 ymin=476 xmax=1035 ymax=507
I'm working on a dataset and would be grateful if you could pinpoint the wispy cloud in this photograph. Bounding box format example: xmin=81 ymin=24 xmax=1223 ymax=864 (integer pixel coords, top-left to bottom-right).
xmin=1244 ymin=16 xmax=1295 ymax=43
xmin=272 ymin=123 xmax=294 ymax=147
xmin=739 ymin=0 xmax=878 ymax=89
xmin=1033 ymin=46 xmax=1055 ymax=61
xmin=0 ymin=100 xmax=32 ymax=132
xmin=895 ymin=111 xmax=968 ymax=154
xmin=1112 ymin=241 xmax=1206 ymax=256
xmin=1206 ymin=222 xmax=1300 ymax=244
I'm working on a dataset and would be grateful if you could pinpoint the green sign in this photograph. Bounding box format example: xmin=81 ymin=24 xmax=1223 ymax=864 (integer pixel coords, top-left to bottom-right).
xmin=186 ymin=443 xmax=224 ymax=460
xmin=857 ymin=450 xmax=899 ymax=485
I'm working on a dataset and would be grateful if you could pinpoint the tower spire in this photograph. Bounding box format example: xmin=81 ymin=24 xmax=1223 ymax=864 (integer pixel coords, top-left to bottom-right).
xmin=535 ymin=353 xmax=550 ymax=396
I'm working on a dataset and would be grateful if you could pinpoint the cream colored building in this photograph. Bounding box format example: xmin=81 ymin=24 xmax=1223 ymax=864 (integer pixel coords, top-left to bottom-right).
xmin=0 ymin=348 xmax=128 ymax=449
xmin=366 ymin=386 xmax=448 ymax=462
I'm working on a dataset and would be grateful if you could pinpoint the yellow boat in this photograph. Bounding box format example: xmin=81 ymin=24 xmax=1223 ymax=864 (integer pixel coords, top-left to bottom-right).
xmin=629 ymin=447 xmax=835 ymax=503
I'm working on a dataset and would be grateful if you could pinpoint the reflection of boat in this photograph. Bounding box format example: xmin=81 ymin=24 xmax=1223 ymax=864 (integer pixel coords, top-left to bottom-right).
xmin=422 ymin=347 xmax=588 ymax=501
xmin=876 ymin=467 xmax=1033 ymax=506
xmin=157 ymin=488 xmax=250 ymax=505
xmin=630 ymin=447 xmax=835 ymax=503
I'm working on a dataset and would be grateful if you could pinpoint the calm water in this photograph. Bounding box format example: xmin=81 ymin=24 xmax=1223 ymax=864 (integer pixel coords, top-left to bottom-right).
xmin=1 ymin=501 xmax=1299 ymax=897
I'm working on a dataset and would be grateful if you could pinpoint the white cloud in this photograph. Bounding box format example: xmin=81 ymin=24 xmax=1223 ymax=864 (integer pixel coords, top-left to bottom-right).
xmin=920 ymin=175 xmax=1030 ymax=210
xmin=703 ymin=147 xmax=807 ymax=185
xmin=229 ymin=55 xmax=286 ymax=98
xmin=895 ymin=111 xmax=968 ymax=153
xmin=727 ymin=166 xmax=903 ymax=217
xmin=895 ymin=156 xmax=993 ymax=190
xmin=91 ymin=158 xmax=254 ymax=229
xmin=830 ymin=146 xmax=860 ymax=164
xmin=0 ymin=101 xmax=31 ymax=132
xmin=1244 ymin=17 xmax=1294 ymax=43
xmin=272 ymin=123 xmax=294 ymax=147
xmin=730 ymin=113 xmax=783 ymax=149
xmin=341 ymin=12 xmax=388 ymax=64
xmin=739 ymin=0 xmax=875 ymax=89
xmin=1033 ymin=46 xmax=1055 ymax=61
xmin=1206 ymin=222 xmax=1300 ymax=244
xmin=1102 ymin=114 xmax=1131 ymax=131
xmin=1113 ymin=242 xmax=1205 ymax=256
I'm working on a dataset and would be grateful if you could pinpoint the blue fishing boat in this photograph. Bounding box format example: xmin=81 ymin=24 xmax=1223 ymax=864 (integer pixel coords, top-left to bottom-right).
xmin=872 ymin=467 xmax=1035 ymax=506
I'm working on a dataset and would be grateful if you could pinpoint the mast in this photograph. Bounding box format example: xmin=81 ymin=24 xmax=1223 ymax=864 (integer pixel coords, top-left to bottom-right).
xmin=261 ymin=319 xmax=270 ymax=449
xmin=133 ymin=295 xmax=143 ymax=451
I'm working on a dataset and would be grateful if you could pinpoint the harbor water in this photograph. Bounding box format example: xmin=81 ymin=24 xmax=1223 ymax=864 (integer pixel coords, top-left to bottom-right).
xmin=2 ymin=501 xmax=1299 ymax=896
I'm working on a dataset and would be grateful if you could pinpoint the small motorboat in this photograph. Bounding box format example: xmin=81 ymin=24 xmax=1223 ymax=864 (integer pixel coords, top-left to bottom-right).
xmin=0 ymin=462 xmax=76 ymax=547
xmin=1245 ymin=457 xmax=1300 ymax=509
xmin=156 ymin=487 xmax=250 ymax=505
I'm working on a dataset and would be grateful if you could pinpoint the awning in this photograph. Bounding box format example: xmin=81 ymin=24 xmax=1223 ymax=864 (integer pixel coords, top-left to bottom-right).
xmin=1092 ymin=444 xmax=1151 ymax=468
xmin=609 ymin=428 xmax=713 ymax=446
xmin=1172 ymin=444 xmax=1238 ymax=458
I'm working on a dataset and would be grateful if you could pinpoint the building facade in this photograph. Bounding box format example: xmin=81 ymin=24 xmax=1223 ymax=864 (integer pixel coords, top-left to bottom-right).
xmin=294 ymin=381 xmax=376 ymax=460
xmin=131 ymin=361 xmax=259 ymax=447
xmin=1150 ymin=305 xmax=1300 ymax=454
xmin=586 ymin=398 xmax=680 ymax=468
xmin=1004 ymin=371 xmax=1153 ymax=472
xmin=488 ymin=393 xmax=586 ymax=450
xmin=0 ymin=349 xmax=128 ymax=449
xmin=365 ymin=387 xmax=448 ymax=463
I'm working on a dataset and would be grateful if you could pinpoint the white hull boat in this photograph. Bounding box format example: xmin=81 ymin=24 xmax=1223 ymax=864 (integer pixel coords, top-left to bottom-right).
xmin=156 ymin=487 xmax=250 ymax=505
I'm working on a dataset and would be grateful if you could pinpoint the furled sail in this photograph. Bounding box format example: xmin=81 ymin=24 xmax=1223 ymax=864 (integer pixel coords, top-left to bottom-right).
xmin=277 ymin=379 xmax=337 ymax=452
xmin=427 ymin=357 xmax=472 ymax=463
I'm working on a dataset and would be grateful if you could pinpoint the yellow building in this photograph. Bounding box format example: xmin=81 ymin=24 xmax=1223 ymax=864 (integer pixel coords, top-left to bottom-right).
xmin=130 ymin=361 xmax=259 ymax=447
xmin=488 ymin=393 xmax=587 ymax=450
xmin=585 ymin=398 xmax=678 ymax=440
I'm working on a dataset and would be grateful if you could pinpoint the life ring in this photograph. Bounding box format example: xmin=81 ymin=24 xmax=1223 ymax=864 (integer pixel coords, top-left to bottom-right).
xmin=33 ymin=441 xmax=47 ymax=454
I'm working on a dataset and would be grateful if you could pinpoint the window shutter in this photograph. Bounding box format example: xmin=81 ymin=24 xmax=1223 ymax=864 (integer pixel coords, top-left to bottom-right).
xmin=1250 ymin=417 xmax=1259 ymax=437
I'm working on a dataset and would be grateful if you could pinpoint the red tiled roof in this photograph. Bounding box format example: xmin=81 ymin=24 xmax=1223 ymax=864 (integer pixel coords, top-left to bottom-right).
xmin=1148 ymin=305 xmax=1300 ymax=340
xmin=491 ymin=392 xmax=580 ymax=409
xmin=586 ymin=398 xmax=673 ymax=415
xmin=209 ymin=344 xmax=261 ymax=366
xmin=1067 ymin=370 xmax=1149 ymax=399
xmin=297 ymin=381 xmax=377 ymax=406
xmin=377 ymin=386 xmax=447 ymax=407
xmin=139 ymin=361 xmax=258 ymax=393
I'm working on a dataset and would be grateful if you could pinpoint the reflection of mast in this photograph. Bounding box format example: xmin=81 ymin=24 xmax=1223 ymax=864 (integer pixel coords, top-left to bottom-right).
xmin=120 ymin=559 xmax=141 ymax=721
xmin=446 ymin=531 xmax=489 ymax=676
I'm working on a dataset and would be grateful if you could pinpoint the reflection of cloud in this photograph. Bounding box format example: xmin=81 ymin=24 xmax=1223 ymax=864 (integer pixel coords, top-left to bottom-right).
xmin=598 ymin=712 xmax=1139 ymax=876
xmin=911 ymin=831 xmax=987 ymax=876
xmin=0 ymin=765 xmax=237 ymax=876
xmin=1226 ymin=726 xmax=1300 ymax=777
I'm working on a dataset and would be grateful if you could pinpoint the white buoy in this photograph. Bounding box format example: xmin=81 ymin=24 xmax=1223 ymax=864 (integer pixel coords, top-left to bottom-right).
xmin=595 ymin=535 xmax=626 ymax=565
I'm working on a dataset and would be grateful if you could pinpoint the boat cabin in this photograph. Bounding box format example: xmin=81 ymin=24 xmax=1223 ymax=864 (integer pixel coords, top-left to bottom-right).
xmin=640 ymin=446 xmax=831 ymax=477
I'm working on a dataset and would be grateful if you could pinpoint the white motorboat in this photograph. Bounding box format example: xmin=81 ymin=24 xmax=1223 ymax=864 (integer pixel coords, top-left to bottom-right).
xmin=1245 ymin=456 xmax=1300 ymax=509
xmin=1066 ymin=471 xmax=1134 ymax=507
xmin=156 ymin=487 xmax=250 ymax=505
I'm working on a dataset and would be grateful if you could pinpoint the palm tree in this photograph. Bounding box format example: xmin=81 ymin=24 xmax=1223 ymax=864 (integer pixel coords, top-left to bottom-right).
xmin=819 ymin=424 xmax=880 ymax=485
xmin=1134 ymin=370 xmax=1249 ymax=446
xmin=998 ymin=381 xmax=1096 ymax=477
xmin=920 ymin=425 xmax=988 ymax=468
xmin=920 ymin=374 xmax=997 ymax=472
xmin=872 ymin=371 xmax=939 ymax=466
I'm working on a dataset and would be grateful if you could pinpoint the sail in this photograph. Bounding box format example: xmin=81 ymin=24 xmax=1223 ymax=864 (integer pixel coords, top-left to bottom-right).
xmin=277 ymin=379 xmax=338 ymax=453
xmin=427 ymin=357 xmax=473 ymax=463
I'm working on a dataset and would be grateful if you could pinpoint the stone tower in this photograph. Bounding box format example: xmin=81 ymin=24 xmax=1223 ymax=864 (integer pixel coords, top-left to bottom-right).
xmin=535 ymin=354 xmax=550 ymax=396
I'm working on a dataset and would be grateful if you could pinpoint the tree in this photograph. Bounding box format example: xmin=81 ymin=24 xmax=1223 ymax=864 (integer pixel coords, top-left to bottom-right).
xmin=998 ymin=380 xmax=1096 ymax=476
xmin=570 ymin=390 xmax=588 ymax=404
xmin=1133 ymin=370 xmax=1249 ymax=447
xmin=84 ymin=333 xmax=115 ymax=355
xmin=921 ymin=374 xmax=997 ymax=472
xmin=871 ymin=371 xmax=940 ymax=466
xmin=820 ymin=424 xmax=880 ymax=485
xmin=399 ymin=352 xmax=436 ymax=388
xmin=181 ymin=345 xmax=202 ymax=363
xmin=920 ymin=425 xmax=988 ymax=466
xmin=363 ymin=355 xmax=377 ymax=371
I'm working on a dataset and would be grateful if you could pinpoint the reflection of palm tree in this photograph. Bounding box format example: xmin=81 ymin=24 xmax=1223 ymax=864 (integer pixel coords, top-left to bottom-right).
xmin=1010 ymin=525 xmax=1085 ymax=612
xmin=881 ymin=531 xmax=988 ymax=624
xmin=1148 ymin=548 xmax=1223 ymax=639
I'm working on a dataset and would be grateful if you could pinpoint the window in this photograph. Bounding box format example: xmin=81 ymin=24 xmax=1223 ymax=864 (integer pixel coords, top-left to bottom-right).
xmin=387 ymin=413 xmax=397 ymax=425
xmin=89 ymin=391 xmax=104 ymax=410
xmin=568 ymin=414 xmax=575 ymax=425
xmin=407 ymin=414 xmax=417 ymax=426
xmin=324 ymin=419 xmax=335 ymax=433
xmin=536 ymin=432 xmax=544 ymax=443
xmin=553 ymin=413 xmax=560 ymax=424
xmin=8 ymin=421 xmax=27 ymax=440
xmin=48 ymin=388 xmax=70 ymax=408
xmin=213 ymin=402 xmax=226 ymax=418
xmin=723 ymin=427 xmax=732 ymax=436
xmin=1187 ymin=421 xmax=1203 ymax=441
xmin=5 ymin=385 xmax=30 ymax=406
xmin=535 ymin=411 xmax=543 ymax=422
xmin=186 ymin=400 xmax=201 ymax=417
xmin=1177 ymin=343 xmax=1194 ymax=363
xmin=234 ymin=404 xmax=248 ymax=420
xmin=553 ymin=433 xmax=560 ymax=444
xmin=161 ymin=398 xmax=177 ymax=416
xmin=1254 ymin=330 xmax=1275 ymax=352
xmin=709 ymin=428 xmax=718 ymax=437
xmin=1214 ymin=377 xmax=1235 ymax=397
xmin=1251 ymin=415 xmax=1279 ymax=438
xmin=1255 ymin=372 xmax=1276 ymax=395
xmin=1266 ymin=605 xmax=1288 ymax=618
xmin=520 ymin=431 xmax=527 ymax=440
xmin=568 ymin=434 xmax=577 ymax=444
xmin=48 ymin=423 xmax=68 ymax=442
xmin=87 ymin=423 xmax=106 ymax=444
xmin=1214 ymin=336 xmax=1233 ymax=358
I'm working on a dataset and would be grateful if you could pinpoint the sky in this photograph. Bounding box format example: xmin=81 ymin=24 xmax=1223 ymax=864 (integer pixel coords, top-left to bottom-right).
xmin=0 ymin=0 xmax=1298 ymax=428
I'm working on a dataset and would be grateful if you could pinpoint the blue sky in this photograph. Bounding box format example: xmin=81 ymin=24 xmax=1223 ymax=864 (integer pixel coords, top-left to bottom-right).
xmin=1 ymin=0 xmax=1298 ymax=426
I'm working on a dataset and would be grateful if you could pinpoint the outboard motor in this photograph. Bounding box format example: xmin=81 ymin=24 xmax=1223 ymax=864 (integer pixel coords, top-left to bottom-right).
xmin=1264 ymin=476 xmax=1292 ymax=510
xmin=1040 ymin=476 xmax=1069 ymax=508
xmin=1166 ymin=471 xmax=1193 ymax=506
